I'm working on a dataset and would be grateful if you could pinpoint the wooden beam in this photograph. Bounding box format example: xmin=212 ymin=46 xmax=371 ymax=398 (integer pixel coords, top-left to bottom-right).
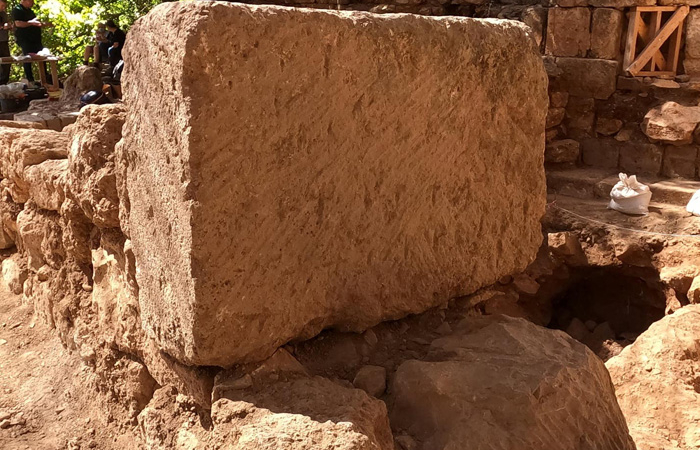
xmin=638 ymin=17 xmax=667 ymax=71
xmin=623 ymin=8 xmax=641 ymax=71
xmin=636 ymin=6 xmax=677 ymax=12
xmin=626 ymin=6 xmax=689 ymax=75
xmin=667 ymin=20 xmax=684 ymax=74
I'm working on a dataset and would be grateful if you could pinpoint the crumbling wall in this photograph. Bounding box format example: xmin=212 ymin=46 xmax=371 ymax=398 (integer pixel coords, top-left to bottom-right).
xmin=120 ymin=1 xmax=548 ymax=367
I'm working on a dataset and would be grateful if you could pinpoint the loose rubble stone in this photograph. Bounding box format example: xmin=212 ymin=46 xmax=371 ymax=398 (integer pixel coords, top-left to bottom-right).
xmin=545 ymin=139 xmax=580 ymax=164
xmin=390 ymin=315 xmax=635 ymax=450
xmin=641 ymin=102 xmax=700 ymax=145
xmin=591 ymin=9 xmax=624 ymax=60
xmin=551 ymin=58 xmax=619 ymax=100
xmin=607 ymin=305 xmax=700 ymax=450
xmin=549 ymin=91 xmax=569 ymax=108
xmin=662 ymin=146 xmax=697 ymax=178
xmin=546 ymin=107 xmax=566 ymax=128
xmin=545 ymin=8 xmax=590 ymax=57
xmin=353 ymin=365 xmax=387 ymax=398
xmin=121 ymin=1 xmax=548 ymax=366
xmin=565 ymin=97 xmax=596 ymax=135
xmin=596 ymin=117 xmax=623 ymax=136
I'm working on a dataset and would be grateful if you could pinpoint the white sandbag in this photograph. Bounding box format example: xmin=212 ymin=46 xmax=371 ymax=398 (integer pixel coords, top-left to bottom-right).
xmin=687 ymin=190 xmax=700 ymax=217
xmin=609 ymin=173 xmax=652 ymax=215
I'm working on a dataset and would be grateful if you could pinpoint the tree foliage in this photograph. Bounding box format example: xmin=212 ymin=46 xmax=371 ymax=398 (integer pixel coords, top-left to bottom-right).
xmin=10 ymin=0 xmax=164 ymax=78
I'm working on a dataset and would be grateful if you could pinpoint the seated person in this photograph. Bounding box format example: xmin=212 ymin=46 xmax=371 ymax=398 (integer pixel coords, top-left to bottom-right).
xmin=84 ymin=22 xmax=109 ymax=66
xmin=105 ymin=19 xmax=125 ymax=69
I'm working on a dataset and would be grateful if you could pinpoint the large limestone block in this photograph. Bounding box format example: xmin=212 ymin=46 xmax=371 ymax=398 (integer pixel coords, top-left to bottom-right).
xmin=389 ymin=315 xmax=636 ymax=450
xmin=591 ymin=8 xmax=624 ymax=60
xmin=607 ymin=305 xmax=700 ymax=449
xmin=68 ymin=104 xmax=126 ymax=228
xmin=545 ymin=7 xmax=591 ymax=57
xmin=685 ymin=9 xmax=700 ymax=60
xmin=550 ymin=58 xmax=619 ymax=100
xmin=122 ymin=2 xmax=548 ymax=366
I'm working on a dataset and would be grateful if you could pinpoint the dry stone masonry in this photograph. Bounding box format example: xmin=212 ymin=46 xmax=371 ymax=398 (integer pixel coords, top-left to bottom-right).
xmin=120 ymin=1 xmax=548 ymax=367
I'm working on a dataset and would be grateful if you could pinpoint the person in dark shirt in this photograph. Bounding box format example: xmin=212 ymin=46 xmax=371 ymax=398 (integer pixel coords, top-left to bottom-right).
xmin=12 ymin=0 xmax=52 ymax=83
xmin=0 ymin=0 xmax=13 ymax=85
xmin=105 ymin=19 xmax=125 ymax=69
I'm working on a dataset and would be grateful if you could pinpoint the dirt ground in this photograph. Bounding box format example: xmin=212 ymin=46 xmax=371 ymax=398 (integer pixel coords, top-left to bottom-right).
xmin=0 ymin=283 xmax=141 ymax=450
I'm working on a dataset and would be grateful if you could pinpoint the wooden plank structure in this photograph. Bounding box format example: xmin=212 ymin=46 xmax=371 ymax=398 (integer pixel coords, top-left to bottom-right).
xmin=623 ymin=6 xmax=689 ymax=78
xmin=0 ymin=57 xmax=61 ymax=91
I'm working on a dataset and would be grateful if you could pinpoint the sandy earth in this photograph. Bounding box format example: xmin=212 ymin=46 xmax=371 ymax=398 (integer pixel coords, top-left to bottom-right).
xmin=0 ymin=283 xmax=141 ymax=450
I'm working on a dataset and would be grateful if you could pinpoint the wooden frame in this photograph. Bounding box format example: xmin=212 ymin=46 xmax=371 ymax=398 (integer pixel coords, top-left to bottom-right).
xmin=623 ymin=6 xmax=688 ymax=78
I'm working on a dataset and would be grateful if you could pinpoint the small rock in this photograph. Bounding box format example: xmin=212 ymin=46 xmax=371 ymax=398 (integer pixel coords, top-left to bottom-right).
xmin=0 ymin=339 xmax=6 ymax=345
xmin=584 ymin=320 xmax=597 ymax=332
xmin=81 ymin=283 xmax=93 ymax=292
xmin=687 ymin=276 xmax=700 ymax=304
xmin=352 ymin=365 xmax=387 ymax=398
xmin=651 ymin=79 xmax=680 ymax=89
xmin=363 ymin=329 xmax=378 ymax=347
xmin=395 ymin=434 xmax=418 ymax=450
xmin=436 ymin=322 xmax=452 ymax=335
xmin=410 ymin=337 xmax=430 ymax=346
xmin=596 ymin=117 xmax=623 ymax=136
xmin=0 ymin=419 xmax=9 ymax=429
xmin=498 ymin=275 xmax=513 ymax=285
xmin=0 ymin=411 xmax=10 ymax=421
xmin=592 ymin=322 xmax=615 ymax=341
xmin=512 ymin=273 xmax=540 ymax=295
xmin=615 ymin=128 xmax=633 ymax=142
xmin=548 ymin=231 xmax=583 ymax=259
xmin=8 ymin=322 xmax=20 ymax=329
xmin=565 ymin=317 xmax=591 ymax=342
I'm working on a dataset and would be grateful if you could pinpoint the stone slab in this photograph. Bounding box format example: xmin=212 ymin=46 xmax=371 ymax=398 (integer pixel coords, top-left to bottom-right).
xmin=591 ymin=8 xmax=624 ymax=60
xmin=551 ymin=58 xmax=619 ymax=100
xmin=121 ymin=1 xmax=548 ymax=366
xmin=545 ymin=7 xmax=591 ymax=57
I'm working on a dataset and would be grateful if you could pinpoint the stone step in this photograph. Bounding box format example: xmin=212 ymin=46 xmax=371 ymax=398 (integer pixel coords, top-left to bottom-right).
xmin=547 ymin=168 xmax=700 ymax=207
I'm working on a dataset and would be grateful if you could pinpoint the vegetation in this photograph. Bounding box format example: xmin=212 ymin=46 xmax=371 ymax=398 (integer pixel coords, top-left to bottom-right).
xmin=10 ymin=0 xmax=165 ymax=79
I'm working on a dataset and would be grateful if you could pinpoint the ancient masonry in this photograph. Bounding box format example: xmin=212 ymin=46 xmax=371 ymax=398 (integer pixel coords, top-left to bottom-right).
xmin=0 ymin=2 xmax=648 ymax=449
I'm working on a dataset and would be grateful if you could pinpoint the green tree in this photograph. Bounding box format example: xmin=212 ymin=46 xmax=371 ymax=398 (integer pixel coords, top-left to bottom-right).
xmin=10 ymin=0 xmax=165 ymax=79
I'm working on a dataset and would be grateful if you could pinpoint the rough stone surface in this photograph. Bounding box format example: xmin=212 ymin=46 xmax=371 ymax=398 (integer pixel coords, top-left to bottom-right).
xmin=549 ymin=91 xmax=569 ymax=108
xmin=590 ymin=9 xmax=624 ymax=60
xmin=353 ymin=365 xmax=387 ymax=398
xmin=662 ymin=146 xmax=697 ymax=178
xmin=607 ymin=305 xmax=700 ymax=450
xmin=687 ymin=10 xmax=700 ymax=61
xmin=546 ymin=107 xmax=565 ymax=128
xmin=688 ymin=277 xmax=700 ymax=303
xmin=551 ymin=58 xmax=619 ymax=100
xmin=619 ymin=142 xmax=663 ymax=176
xmin=521 ymin=6 xmax=545 ymax=47
xmin=16 ymin=204 xmax=65 ymax=272
xmin=140 ymin=374 xmax=394 ymax=450
xmin=545 ymin=139 xmax=579 ymax=163
xmin=67 ymin=104 xmax=126 ymax=228
xmin=581 ymin=138 xmax=620 ymax=169
xmin=596 ymin=117 xmax=623 ymax=136
xmin=389 ymin=315 xmax=635 ymax=450
xmin=641 ymin=102 xmax=700 ymax=145
xmin=121 ymin=2 xmax=548 ymax=366
xmin=0 ymin=128 xmax=69 ymax=203
xmin=23 ymin=159 xmax=68 ymax=211
xmin=1 ymin=253 xmax=27 ymax=295
xmin=545 ymin=8 xmax=590 ymax=57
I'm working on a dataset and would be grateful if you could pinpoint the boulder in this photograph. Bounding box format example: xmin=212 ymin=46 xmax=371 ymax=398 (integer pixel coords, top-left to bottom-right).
xmin=389 ymin=315 xmax=636 ymax=450
xmin=140 ymin=374 xmax=395 ymax=450
xmin=590 ymin=9 xmax=624 ymax=60
xmin=67 ymin=104 xmax=126 ymax=228
xmin=121 ymin=2 xmax=548 ymax=366
xmin=607 ymin=305 xmax=700 ymax=450
xmin=0 ymin=127 xmax=69 ymax=203
xmin=353 ymin=365 xmax=387 ymax=398
xmin=23 ymin=159 xmax=68 ymax=211
xmin=641 ymin=102 xmax=700 ymax=144
xmin=545 ymin=8 xmax=591 ymax=57
xmin=16 ymin=204 xmax=64 ymax=271
xmin=551 ymin=58 xmax=619 ymax=100
xmin=596 ymin=117 xmax=623 ymax=136
xmin=61 ymin=66 xmax=102 ymax=107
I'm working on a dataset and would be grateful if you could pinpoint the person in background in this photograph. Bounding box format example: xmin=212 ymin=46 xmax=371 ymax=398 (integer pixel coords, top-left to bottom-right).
xmin=0 ymin=0 xmax=12 ymax=85
xmin=12 ymin=0 xmax=52 ymax=83
xmin=105 ymin=19 xmax=125 ymax=70
xmin=84 ymin=22 xmax=109 ymax=67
